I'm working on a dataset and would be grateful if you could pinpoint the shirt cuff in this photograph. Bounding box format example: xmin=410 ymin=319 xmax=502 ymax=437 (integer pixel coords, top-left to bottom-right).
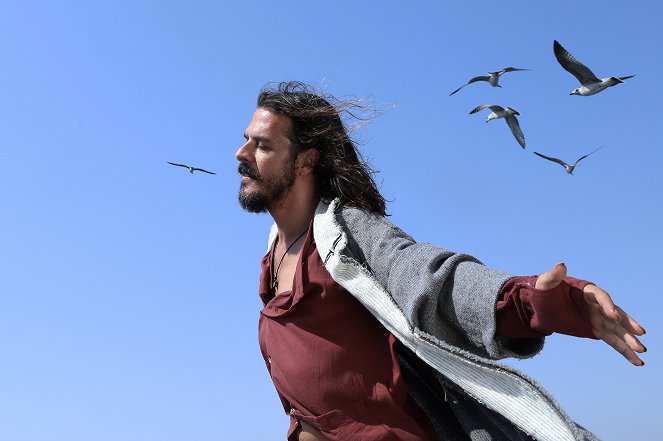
xmin=496 ymin=275 xmax=597 ymax=339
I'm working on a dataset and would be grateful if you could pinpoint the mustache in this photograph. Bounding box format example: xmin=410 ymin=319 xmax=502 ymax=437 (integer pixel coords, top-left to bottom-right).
xmin=237 ymin=163 xmax=261 ymax=180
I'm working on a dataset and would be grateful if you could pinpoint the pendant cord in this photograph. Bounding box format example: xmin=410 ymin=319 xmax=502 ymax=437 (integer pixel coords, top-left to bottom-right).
xmin=271 ymin=228 xmax=308 ymax=290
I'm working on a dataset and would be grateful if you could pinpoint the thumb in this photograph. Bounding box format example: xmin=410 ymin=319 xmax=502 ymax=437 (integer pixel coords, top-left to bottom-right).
xmin=535 ymin=262 xmax=567 ymax=290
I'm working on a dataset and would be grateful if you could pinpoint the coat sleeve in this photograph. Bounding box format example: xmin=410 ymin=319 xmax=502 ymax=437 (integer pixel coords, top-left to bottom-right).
xmin=338 ymin=207 xmax=544 ymax=360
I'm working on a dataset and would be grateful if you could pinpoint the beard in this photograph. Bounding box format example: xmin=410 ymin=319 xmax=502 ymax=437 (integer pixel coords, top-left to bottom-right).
xmin=237 ymin=160 xmax=296 ymax=213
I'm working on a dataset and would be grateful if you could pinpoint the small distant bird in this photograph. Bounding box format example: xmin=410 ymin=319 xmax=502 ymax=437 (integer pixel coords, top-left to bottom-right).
xmin=553 ymin=40 xmax=634 ymax=96
xmin=167 ymin=161 xmax=216 ymax=175
xmin=533 ymin=147 xmax=603 ymax=174
xmin=470 ymin=104 xmax=526 ymax=149
xmin=449 ymin=67 xmax=530 ymax=96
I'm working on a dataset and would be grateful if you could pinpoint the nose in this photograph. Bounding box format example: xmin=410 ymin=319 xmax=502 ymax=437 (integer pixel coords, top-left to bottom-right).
xmin=235 ymin=141 xmax=252 ymax=163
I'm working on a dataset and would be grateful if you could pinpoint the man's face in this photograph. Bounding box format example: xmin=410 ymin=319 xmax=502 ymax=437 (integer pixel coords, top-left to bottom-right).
xmin=235 ymin=108 xmax=298 ymax=213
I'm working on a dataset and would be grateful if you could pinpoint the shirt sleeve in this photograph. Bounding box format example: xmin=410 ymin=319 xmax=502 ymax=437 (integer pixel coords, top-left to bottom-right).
xmin=495 ymin=275 xmax=598 ymax=339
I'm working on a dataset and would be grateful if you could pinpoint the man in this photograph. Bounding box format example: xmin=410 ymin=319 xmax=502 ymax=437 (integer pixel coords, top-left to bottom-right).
xmin=235 ymin=81 xmax=646 ymax=441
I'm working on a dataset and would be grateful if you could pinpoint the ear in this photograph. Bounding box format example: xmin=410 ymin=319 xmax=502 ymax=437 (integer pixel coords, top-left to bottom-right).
xmin=296 ymin=148 xmax=319 ymax=176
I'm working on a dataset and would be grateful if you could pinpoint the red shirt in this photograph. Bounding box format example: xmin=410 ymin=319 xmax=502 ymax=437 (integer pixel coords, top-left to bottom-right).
xmin=259 ymin=226 xmax=438 ymax=440
xmin=258 ymin=225 xmax=595 ymax=440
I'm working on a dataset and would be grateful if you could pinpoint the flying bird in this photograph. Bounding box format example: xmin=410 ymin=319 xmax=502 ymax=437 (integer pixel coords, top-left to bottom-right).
xmin=470 ymin=104 xmax=526 ymax=149
xmin=449 ymin=67 xmax=530 ymax=96
xmin=532 ymin=147 xmax=603 ymax=174
xmin=553 ymin=40 xmax=634 ymax=96
xmin=167 ymin=162 xmax=216 ymax=175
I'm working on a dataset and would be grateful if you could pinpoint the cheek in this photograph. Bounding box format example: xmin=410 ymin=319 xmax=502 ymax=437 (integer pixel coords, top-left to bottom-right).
xmin=253 ymin=151 xmax=270 ymax=172
xmin=255 ymin=152 xmax=283 ymax=176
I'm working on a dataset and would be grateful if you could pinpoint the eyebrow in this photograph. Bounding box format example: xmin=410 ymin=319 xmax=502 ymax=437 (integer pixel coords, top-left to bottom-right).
xmin=243 ymin=133 xmax=271 ymax=144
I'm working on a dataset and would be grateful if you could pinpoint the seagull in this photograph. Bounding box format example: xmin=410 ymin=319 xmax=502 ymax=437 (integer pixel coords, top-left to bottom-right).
xmin=533 ymin=147 xmax=603 ymax=174
xmin=449 ymin=67 xmax=530 ymax=96
xmin=167 ymin=161 xmax=216 ymax=175
xmin=470 ymin=104 xmax=526 ymax=149
xmin=553 ymin=40 xmax=634 ymax=96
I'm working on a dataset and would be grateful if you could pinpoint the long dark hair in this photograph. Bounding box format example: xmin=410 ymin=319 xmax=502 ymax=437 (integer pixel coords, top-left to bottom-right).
xmin=257 ymin=81 xmax=387 ymax=216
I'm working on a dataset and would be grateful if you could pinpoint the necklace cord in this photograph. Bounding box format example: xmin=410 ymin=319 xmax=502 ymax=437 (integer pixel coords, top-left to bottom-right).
xmin=271 ymin=228 xmax=308 ymax=290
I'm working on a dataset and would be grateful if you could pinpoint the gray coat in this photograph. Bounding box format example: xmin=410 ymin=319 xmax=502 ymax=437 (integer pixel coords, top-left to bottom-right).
xmin=267 ymin=200 xmax=599 ymax=441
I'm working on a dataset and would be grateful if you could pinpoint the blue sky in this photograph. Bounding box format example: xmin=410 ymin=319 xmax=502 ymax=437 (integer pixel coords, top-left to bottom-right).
xmin=1 ymin=1 xmax=661 ymax=440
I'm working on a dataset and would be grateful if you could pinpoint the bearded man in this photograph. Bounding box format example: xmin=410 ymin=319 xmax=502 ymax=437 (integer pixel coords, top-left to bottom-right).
xmin=235 ymin=81 xmax=646 ymax=441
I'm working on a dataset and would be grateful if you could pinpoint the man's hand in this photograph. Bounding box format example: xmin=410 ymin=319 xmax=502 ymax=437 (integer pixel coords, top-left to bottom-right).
xmin=536 ymin=262 xmax=647 ymax=366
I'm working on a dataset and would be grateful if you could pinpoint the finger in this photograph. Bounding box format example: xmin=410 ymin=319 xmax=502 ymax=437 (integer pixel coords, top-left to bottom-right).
xmin=535 ymin=262 xmax=567 ymax=290
xmin=600 ymin=329 xmax=645 ymax=366
xmin=585 ymin=300 xmax=647 ymax=352
xmin=615 ymin=305 xmax=647 ymax=336
xmin=583 ymin=286 xmax=646 ymax=336
xmin=622 ymin=330 xmax=647 ymax=354
xmin=608 ymin=314 xmax=648 ymax=354
xmin=583 ymin=285 xmax=621 ymax=321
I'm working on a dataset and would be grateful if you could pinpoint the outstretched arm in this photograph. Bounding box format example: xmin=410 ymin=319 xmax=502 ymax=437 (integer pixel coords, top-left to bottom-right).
xmin=535 ymin=263 xmax=647 ymax=366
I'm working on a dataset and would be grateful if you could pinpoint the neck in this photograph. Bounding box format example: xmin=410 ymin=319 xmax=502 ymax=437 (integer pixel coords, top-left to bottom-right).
xmin=269 ymin=186 xmax=320 ymax=244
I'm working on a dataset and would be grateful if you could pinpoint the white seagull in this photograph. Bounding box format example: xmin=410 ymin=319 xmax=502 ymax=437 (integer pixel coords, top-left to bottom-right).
xmin=449 ymin=67 xmax=530 ymax=96
xmin=167 ymin=161 xmax=216 ymax=175
xmin=533 ymin=147 xmax=603 ymax=174
xmin=470 ymin=104 xmax=526 ymax=149
xmin=554 ymin=40 xmax=634 ymax=96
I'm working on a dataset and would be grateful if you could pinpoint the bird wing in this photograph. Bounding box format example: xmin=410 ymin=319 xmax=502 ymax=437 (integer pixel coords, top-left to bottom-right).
xmin=572 ymin=146 xmax=603 ymax=166
xmin=469 ymin=104 xmax=503 ymax=114
xmin=167 ymin=161 xmax=189 ymax=168
xmin=553 ymin=40 xmax=600 ymax=85
xmin=505 ymin=115 xmax=526 ymax=148
xmin=500 ymin=67 xmax=530 ymax=73
xmin=533 ymin=151 xmax=569 ymax=167
xmin=449 ymin=75 xmax=490 ymax=96
xmin=192 ymin=167 xmax=216 ymax=175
